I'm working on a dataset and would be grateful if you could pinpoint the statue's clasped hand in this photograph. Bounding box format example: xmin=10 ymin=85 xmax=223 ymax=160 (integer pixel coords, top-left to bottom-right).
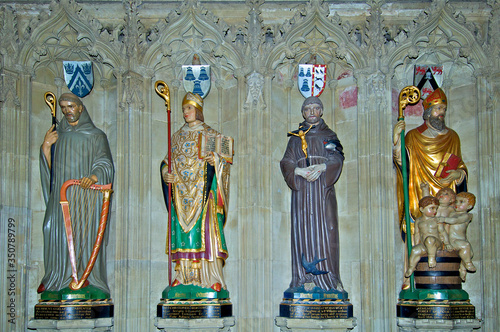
xmin=295 ymin=164 xmax=326 ymax=182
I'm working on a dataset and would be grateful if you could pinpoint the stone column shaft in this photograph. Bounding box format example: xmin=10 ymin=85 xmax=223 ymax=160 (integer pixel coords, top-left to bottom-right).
xmin=355 ymin=71 xmax=398 ymax=331
xmin=0 ymin=70 xmax=32 ymax=331
xmin=475 ymin=74 xmax=499 ymax=330
xmin=113 ymin=71 xmax=152 ymax=331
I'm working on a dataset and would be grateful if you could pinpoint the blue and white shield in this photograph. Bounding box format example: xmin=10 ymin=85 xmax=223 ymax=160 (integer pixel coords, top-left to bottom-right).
xmin=63 ymin=61 xmax=94 ymax=98
xmin=298 ymin=64 xmax=327 ymax=98
xmin=182 ymin=65 xmax=211 ymax=99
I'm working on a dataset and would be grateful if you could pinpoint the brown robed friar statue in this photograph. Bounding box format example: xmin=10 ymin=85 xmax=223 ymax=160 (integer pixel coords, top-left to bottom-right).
xmin=278 ymin=96 xmax=353 ymax=320
xmin=280 ymin=96 xmax=346 ymax=295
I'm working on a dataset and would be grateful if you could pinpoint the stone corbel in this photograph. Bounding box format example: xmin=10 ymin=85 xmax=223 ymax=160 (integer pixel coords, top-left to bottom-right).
xmin=245 ymin=72 xmax=265 ymax=107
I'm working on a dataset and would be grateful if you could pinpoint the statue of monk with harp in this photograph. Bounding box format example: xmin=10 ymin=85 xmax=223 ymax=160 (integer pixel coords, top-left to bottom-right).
xmin=39 ymin=92 xmax=114 ymax=299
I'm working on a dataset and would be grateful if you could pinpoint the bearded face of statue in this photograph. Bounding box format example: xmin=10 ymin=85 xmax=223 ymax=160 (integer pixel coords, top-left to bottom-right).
xmin=427 ymin=103 xmax=447 ymax=131
xmin=302 ymin=103 xmax=323 ymax=126
xmin=60 ymin=100 xmax=84 ymax=126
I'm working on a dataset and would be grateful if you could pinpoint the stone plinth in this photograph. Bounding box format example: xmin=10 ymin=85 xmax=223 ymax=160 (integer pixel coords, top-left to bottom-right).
xmin=397 ymin=318 xmax=481 ymax=331
xmin=27 ymin=318 xmax=113 ymax=331
xmin=154 ymin=317 xmax=236 ymax=331
xmin=34 ymin=299 xmax=114 ymax=320
xmin=275 ymin=317 xmax=356 ymax=332
xmin=397 ymin=298 xmax=476 ymax=320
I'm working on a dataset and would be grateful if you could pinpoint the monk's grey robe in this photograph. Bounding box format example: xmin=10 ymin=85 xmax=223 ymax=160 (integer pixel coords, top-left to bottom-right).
xmin=40 ymin=108 xmax=114 ymax=293
xmin=280 ymin=119 xmax=344 ymax=291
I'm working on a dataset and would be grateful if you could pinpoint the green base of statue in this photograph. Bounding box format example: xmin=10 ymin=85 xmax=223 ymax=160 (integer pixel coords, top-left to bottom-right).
xmin=397 ymin=250 xmax=476 ymax=320
xmin=35 ymin=287 xmax=113 ymax=320
xmin=40 ymin=285 xmax=110 ymax=301
xmin=398 ymin=288 xmax=469 ymax=301
xmin=161 ymin=284 xmax=230 ymax=300
xmin=158 ymin=284 xmax=232 ymax=318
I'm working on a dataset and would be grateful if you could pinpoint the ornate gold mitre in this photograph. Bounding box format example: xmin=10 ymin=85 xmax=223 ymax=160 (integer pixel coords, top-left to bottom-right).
xmin=423 ymin=87 xmax=447 ymax=109
xmin=182 ymin=92 xmax=204 ymax=112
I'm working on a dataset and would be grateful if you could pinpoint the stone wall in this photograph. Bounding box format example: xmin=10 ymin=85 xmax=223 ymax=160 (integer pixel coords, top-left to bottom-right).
xmin=0 ymin=0 xmax=498 ymax=331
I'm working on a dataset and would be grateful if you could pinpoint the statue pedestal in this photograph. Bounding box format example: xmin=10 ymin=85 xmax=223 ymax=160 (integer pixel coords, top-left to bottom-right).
xmin=279 ymin=299 xmax=353 ymax=319
xmin=27 ymin=318 xmax=113 ymax=331
xmin=275 ymin=317 xmax=356 ymax=331
xmin=34 ymin=287 xmax=114 ymax=320
xmin=154 ymin=317 xmax=236 ymax=331
xmin=156 ymin=284 xmax=234 ymax=330
xmin=397 ymin=318 xmax=481 ymax=331
xmin=397 ymin=297 xmax=476 ymax=320
xmin=157 ymin=299 xmax=233 ymax=318
xmin=278 ymin=286 xmax=353 ymax=319
xmin=33 ymin=299 xmax=114 ymax=320
xmin=157 ymin=285 xmax=233 ymax=318
xmin=29 ymin=287 xmax=114 ymax=330
xmin=398 ymin=251 xmax=478 ymax=329
xmin=276 ymin=286 xmax=355 ymax=331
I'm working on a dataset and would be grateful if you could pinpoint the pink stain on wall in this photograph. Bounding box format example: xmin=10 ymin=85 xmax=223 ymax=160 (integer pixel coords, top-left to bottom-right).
xmin=392 ymin=88 xmax=424 ymax=117
xmin=392 ymin=89 xmax=399 ymax=116
xmin=340 ymin=86 xmax=357 ymax=109
xmin=337 ymin=70 xmax=353 ymax=80
xmin=405 ymin=100 xmax=424 ymax=117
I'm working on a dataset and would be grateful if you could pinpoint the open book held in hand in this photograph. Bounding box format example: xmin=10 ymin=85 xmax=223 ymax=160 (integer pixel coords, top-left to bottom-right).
xmin=198 ymin=132 xmax=234 ymax=164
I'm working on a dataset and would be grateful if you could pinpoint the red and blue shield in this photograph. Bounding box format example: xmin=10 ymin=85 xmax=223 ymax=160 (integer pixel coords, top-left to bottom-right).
xmin=298 ymin=64 xmax=327 ymax=98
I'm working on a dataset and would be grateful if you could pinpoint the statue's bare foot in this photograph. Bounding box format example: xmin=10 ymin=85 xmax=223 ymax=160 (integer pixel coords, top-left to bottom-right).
xmin=304 ymin=282 xmax=315 ymax=291
xmin=464 ymin=262 xmax=476 ymax=272
xmin=460 ymin=268 xmax=467 ymax=282
xmin=428 ymin=256 xmax=437 ymax=268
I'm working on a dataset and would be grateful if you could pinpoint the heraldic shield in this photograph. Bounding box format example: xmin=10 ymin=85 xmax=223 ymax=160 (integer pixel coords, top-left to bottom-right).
xmin=63 ymin=61 xmax=94 ymax=98
xmin=182 ymin=65 xmax=211 ymax=98
xmin=413 ymin=64 xmax=443 ymax=100
xmin=298 ymin=64 xmax=327 ymax=98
